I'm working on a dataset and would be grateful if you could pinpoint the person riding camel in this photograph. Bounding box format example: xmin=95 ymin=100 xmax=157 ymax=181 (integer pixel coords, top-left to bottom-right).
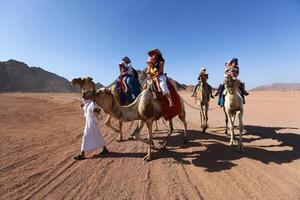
xmin=118 ymin=62 xmax=130 ymax=93
xmin=118 ymin=56 xmax=139 ymax=99
xmin=147 ymin=48 xmax=174 ymax=107
xmin=191 ymin=66 xmax=214 ymax=98
xmin=146 ymin=56 xmax=161 ymax=94
xmin=215 ymin=58 xmax=249 ymax=106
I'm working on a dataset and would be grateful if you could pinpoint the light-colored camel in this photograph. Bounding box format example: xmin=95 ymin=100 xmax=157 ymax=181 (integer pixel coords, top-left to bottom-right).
xmin=83 ymin=86 xmax=188 ymax=161
xmin=223 ymin=76 xmax=244 ymax=151
xmin=72 ymin=77 xmax=160 ymax=140
xmin=71 ymin=77 xmax=133 ymax=139
xmin=194 ymin=74 xmax=211 ymax=133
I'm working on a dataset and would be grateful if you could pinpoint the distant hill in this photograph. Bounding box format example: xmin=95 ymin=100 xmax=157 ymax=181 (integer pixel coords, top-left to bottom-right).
xmin=0 ymin=59 xmax=103 ymax=93
xmin=251 ymin=83 xmax=300 ymax=91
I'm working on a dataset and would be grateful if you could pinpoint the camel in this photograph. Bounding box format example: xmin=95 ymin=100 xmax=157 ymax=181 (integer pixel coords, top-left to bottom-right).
xmin=72 ymin=77 xmax=160 ymax=141
xmin=83 ymin=85 xmax=188 ymax=161
xmin=194 ymin=74 xmax=211 ymax=133
xmin=71 ymin=77 xmax=130 ymax=139
xmin=223 ymin=76 xmax=244 ymax=151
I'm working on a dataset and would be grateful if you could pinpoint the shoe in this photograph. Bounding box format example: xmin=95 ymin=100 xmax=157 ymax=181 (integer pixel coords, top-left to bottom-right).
xmin=244 ymin=91 xmax=249 ymax=96
xmin=74 ymin=154 xmax=85 ymax=160
xmin=100 ymin=147 xmax=109 ymax=155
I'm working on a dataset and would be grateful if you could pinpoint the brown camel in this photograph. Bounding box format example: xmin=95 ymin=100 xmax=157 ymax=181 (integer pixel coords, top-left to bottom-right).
xmin=83 ymin=86 xmax=188 ymax=161
xmin=223 ymin=76 xmax=244 ymax=151
xmin=194 ymin=74 xmax=211 ymax=133
xmin=72 ymin=77 xmax=160 ymax=140
xmin=71 ymin=77 xmax=127 ymax=139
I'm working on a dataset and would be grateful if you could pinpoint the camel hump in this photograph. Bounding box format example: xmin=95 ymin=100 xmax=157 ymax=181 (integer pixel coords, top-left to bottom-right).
xmin=138 ymin=89 xmax=154 ymax=118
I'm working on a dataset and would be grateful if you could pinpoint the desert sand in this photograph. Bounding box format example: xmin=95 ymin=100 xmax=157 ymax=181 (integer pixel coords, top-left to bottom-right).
xmin=0 ymin=91 xmax=300 ymax=200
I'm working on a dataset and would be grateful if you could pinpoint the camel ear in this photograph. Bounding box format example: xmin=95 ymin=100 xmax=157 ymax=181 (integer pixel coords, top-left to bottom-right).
xmin=87 ymin=77 xmax=93 ymax=81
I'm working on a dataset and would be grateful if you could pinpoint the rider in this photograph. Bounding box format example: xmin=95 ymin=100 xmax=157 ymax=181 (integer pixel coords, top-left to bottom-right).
xmin=148 ymin=48 xmax=174 ymax=107
xmin=215 ymin=58 xmax=249 ymax=106
xmin=146 ymin=56 xmax=161 ymax=93
xmin=122 ymin=56 xmax=135 ymax=97
xmin=191 ymin=66 xmax=214 ymax=98
xmin=118 ymin=62 xmax=130 ymax=94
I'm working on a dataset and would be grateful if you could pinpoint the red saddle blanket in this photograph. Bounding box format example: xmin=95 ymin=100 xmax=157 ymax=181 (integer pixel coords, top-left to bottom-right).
xmin=157 ymin=80 xmax=181 ymax=120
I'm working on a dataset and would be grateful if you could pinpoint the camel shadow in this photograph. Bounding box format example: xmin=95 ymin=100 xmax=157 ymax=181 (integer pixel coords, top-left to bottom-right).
xmin=96 ymin=125 xmax=300 ymax=172
xmin=189 ymin=125 xmax=300 ymax=172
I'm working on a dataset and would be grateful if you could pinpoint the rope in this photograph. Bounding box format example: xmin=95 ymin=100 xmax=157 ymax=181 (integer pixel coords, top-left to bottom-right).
xmin=178 ymin=94 xmax=220 ymax=111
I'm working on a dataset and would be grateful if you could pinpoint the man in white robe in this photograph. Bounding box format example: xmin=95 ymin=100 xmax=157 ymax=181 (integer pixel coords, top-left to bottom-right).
xmin=74 ymin=99 xmax=108 ymax=160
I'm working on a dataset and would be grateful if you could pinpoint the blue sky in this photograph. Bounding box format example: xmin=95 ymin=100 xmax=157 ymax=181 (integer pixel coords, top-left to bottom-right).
xmin=0 ymin=0 xmax=299 ymax=88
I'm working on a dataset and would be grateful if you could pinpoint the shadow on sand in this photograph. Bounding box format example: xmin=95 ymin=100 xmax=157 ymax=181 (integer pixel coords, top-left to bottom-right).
xmin=94 ymin=125 xmax=300 ymax=172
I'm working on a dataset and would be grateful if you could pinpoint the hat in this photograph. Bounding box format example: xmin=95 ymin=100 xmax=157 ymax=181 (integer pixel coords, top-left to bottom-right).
xmin=148 ymin=48 xmax=162 ymax=57
xmin=122 ymin=56 xmax=131 ymax=63
xmin=230 ymin=58 xmax=238 ymax=65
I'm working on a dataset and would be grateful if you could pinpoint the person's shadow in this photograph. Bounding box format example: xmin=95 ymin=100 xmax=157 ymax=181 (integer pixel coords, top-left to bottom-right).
xmin=94 ymin=125 xmax=300 ymax=172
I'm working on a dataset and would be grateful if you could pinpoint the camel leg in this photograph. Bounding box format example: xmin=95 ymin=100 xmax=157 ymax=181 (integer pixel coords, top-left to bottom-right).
xmin=160 ymin=120 xmax=174 ymax=149
xmin=200 ymin=108 xmax=204 ymax=129
xmin=238 ymin=111 xmax=244 ymax=151
xmin=144 ymin=120 xmax=153 ymax=161
xmin=203 ymin=104 xmax=208 ymax=133
xmin=130 ymin=120 xmax=154 ymax=145
xmin=130 ymin=120 xmax=145 ymax=139
xmin=224 ymin=108 xmax=228 ymax=135
xmin=228 ymin=112 xmax=235 ymax=146
xmin=116 ymin=121 xmax=123 ymax=142
xmin=179 ymin=113 xmax=188 ymax=143
xmin=105 ymin=115 xmax=120 ymax=132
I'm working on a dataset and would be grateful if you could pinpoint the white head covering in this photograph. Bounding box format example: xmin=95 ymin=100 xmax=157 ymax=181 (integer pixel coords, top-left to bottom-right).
xmin=200 ymin=66 xmax=207 ymax=74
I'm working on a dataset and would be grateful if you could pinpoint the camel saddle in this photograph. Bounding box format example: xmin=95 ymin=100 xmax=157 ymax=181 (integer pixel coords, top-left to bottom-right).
xmin=151 ymin=79 xmax=181 ymax=120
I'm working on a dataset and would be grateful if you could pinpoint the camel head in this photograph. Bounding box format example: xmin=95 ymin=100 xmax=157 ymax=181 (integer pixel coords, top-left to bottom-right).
xmin=225 ymin=76 xmax=240 ymax=94
xmin=71 ymin=77 xmax=95 ymax=91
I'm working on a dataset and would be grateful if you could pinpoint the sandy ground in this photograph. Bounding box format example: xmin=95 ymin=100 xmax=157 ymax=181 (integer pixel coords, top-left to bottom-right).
xmin=0 ymin=91 xmax=300 ymax=200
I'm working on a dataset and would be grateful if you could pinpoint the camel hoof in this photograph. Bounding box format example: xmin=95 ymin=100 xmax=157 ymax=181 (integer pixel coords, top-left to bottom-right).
xmin=143 ymin=155 xmax=152 ymax=162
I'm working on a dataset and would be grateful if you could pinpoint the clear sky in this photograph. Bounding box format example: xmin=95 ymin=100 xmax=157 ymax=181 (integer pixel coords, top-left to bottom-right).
xmin=1 ymin=0 xmax=299 ymax=88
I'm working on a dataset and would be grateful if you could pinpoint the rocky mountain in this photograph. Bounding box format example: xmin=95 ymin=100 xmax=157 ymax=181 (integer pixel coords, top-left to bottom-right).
xmin=0 ymin=59 xmax=187 ymax=93
xmin=251 ymin=83 xmax=300 ymax=91
xmin=0 ymin=60 xmax=105 ymax=93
